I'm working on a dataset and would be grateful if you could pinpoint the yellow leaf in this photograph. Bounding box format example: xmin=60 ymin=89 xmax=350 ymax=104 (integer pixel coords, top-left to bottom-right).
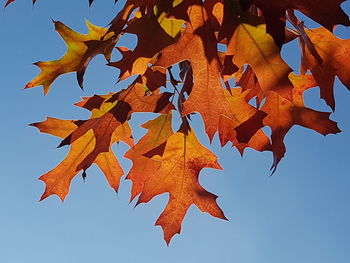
xmin=26 ymin=20 xmax=115 ymax=94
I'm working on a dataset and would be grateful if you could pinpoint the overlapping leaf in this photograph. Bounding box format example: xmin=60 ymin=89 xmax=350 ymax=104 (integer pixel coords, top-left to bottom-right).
xmin=261 ymin=74 xmax=341 ymax=171
xmin=60 ymin=82 xmax=174 ymax=172
xmin=155 ymin=4 xmax=233 ymax=140
xmin=240 ymin=0 xmax=350 ymax=46
xmin=22 ymin=0 xmax=350 ymax=244
xmin=300 ymin=27 xmax=350 ymax=110
xmin=218 ymin=88 xmax=271 ymax=154
xmin=109 ymin=13 xmax=183 ymax=80
xmin=32 ymin=117 xmax=133 ymax=201
xmin=125 ymin=112 xmax=174 ymax=201
xmin=228 ymin=14 xmax=294 ymax=100
xmin=5 ymin=0 xmax=101 ymax=6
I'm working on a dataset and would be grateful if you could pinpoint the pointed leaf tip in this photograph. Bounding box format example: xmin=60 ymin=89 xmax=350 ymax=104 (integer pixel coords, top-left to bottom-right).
xmin=25 ymin=82 xmax=34 ymax=89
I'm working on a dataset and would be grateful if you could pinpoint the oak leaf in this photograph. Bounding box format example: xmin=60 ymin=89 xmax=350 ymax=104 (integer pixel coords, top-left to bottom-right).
xmin=218 ymin=88 xmax=271 ymax=154
xmin=60 ymin=83 xmax=174 ymax=172
xmin=25 ymin=20 xmax=115 ymax=94
xmin=228 ymin=15 xmax=294 ymax=100
xmin=125 ymin=112 xmax=174 ymax=201
xmin=19 ymin=0 xmax=350 ymax=245
xmin=109 ymin=13 xmax=183 ymax=80
xmin=155 ymin=4 xmax=233 ymax=140
xmin=138 ymin=125 xmax=226 ymax=244
xmin=262 ymin=74 xmax=341 ymax=172
xmin=31 ymin=117 xmax=133 ymax=201
xmin=235 ymin=65 xmax=264 ymax=107
xmin=301 ymin=27 xmax=350 ymax=110
xmin=240 ymin=0 xmax=350 ymax=46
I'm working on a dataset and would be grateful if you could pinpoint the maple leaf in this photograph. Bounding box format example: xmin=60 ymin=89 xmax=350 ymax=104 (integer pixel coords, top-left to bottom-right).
xmin=300 ymin=27 xmax=350 ymax=110
xmin=137 ymin=124 xmax=226 ymax=244
xmin=25 ymin=20 xmax=115 ymax=94
xmin=31 ymin=117 xmax=133 ymax=201
xmin=155 ymin=4 xmax=233 ymax=140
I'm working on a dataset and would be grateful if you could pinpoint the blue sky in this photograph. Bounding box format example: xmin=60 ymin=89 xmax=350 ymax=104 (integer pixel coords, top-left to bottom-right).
xmin=0 ymin=1 xmax=349 ymax=262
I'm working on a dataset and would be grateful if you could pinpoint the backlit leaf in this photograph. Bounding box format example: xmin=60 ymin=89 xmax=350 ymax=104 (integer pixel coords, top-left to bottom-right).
xmin=138 ymin=125 xmax=226 ymax=244
xmin=26 ymin=20 xmax=115 ymax=94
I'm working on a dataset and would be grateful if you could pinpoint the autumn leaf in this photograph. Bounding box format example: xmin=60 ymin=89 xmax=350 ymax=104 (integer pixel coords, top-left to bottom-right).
xmin=25 ymin=20 xmax=115 ymax=94
xmin=218 ymin=88 xmax=271 ymax=154
xmin=109 ymin=13 xmax=183 ymax=80
xmin=205 ymin=0 xmax=241 ymax=41
xmin=60 ymin=82 xmax=174 ymax=172
xmin=31 ymin=117 xmax=133 ymax=201
xmin=262 ymin=74 xmax=341 ymax=172
xmin=228 ymin=14 xmax=294 ymax=100
xmin=5 ymin=0 xmax=97 ymax=7
xmin=125 ymin=112 xmax=174 ymax=201
xmin=137 ymin=124 xmax=226 ymax=244
xmin=240 ymin=0 xmax=350 ymax=46
xmin=300 ymin=27 xmax=350 ymax=110
xmin=155 ymin=4 xmax=233 ymax=140
xmin=19 ymin=0 xmax=350 ymax=244
xmin=235 ymin=65 xmax=265 ymax=107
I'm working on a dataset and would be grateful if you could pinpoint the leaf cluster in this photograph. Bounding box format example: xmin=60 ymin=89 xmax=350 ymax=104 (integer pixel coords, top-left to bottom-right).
xmin=8 ymin=0 xmax=350 ymax=244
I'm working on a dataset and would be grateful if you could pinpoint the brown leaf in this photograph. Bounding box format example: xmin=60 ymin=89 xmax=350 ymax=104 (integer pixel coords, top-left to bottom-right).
xmin=240 ymin=0 xmax=350 ymax=46
xmin=109 ymin=13 xmax=182 ymax=80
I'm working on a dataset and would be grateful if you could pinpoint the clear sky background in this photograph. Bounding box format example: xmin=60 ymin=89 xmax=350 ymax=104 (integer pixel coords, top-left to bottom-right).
xmin=0 ymin=1 xmax=349 ymax=262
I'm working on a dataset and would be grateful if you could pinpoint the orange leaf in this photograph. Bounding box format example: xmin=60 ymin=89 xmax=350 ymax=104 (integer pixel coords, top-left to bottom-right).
xmin=235 ymin=65 xmax=265 ymax=107
xmin=262 ymin=74 xmax=341 ymax=172
xmin=125 ymin=112 xmax=174 ymax=201
xmin=138 ymin=125 xmax=226 ymax=244
xmin=228 ymin=15 xmax=294 ymax=100
xmin=218 ymin=88 xmax=271 ymax=154
xmin=31 ymin=118 xmax=133 ymax=200
xmin=301 ymin=27 xmax=350 ymax=110
xmin=155 ymin=4 xmax=233 ymax=140
xmin=109 ymin=14 xmax=182 ymax=80
xmin=60 ymin=83 xmax=174 ymax=171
